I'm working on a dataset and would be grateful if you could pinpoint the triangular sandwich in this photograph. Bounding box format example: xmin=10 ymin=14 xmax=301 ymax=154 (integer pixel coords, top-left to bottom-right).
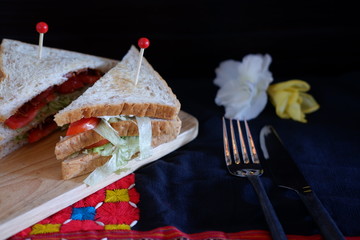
xmin=0 ymin=39 xmax=117 ymax=159
xmin=53 ymin=46 xmax=181 ymax=184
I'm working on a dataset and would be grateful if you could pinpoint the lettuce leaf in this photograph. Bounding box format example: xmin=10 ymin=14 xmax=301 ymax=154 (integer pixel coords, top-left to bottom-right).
xmin=136 ymin=116 xmax=152 ymax=159
xmin=84 ymin=136 xmax=140 ymax=186
xmin=35 ymin=89 xmax=87 ymax=121
xmin=84 ymin=117 xmax=151 ymax=186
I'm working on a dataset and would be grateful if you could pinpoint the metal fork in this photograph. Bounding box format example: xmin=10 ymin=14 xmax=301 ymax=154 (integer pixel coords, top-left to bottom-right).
xmin=222 ymin=117 xmax=287 ymax=240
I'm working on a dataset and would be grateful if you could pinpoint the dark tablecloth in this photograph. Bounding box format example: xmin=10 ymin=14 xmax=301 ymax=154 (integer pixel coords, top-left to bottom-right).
xmin=133 ymin=72 xmax=360 ymax=237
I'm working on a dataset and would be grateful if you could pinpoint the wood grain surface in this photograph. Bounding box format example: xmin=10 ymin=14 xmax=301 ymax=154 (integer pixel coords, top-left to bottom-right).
xmin=0 ymin=110 xmax=198 ymax=239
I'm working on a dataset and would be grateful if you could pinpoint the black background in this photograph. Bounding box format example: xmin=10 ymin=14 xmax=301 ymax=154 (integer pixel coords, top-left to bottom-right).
xmin=1 ymin=0 xmax=359 ymax=80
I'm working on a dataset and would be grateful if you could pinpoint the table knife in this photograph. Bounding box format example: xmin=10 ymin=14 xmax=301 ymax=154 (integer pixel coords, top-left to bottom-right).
xmin=259 ymin=125 xmax=345 ymax=240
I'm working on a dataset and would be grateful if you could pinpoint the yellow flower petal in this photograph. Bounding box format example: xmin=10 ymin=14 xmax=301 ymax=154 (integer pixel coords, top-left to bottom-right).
xmin=268 ymin=79 xmax=310 ymax=92
xmin=287 ymin=100 xmax=307 ymax=123
xmin=271 ymin=91 xmax=291 ymax=118
xmin=267 ymin=79 xmax=319 ymax=123
xmin=300 ymin=92 xmax=320 ymax=113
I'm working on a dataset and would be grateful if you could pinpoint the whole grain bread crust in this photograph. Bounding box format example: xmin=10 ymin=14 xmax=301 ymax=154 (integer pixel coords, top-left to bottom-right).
xmin=0 ymin=44 xmax=6 ymax=86
xmin=62 ymin=153 xmax=110 ymax=180
xmin=0 ymin=44 xmax=6 ymax=121
xmin=53 ymin=45 xmax=181 ymax=126
xmin=54 ymin=102 xmax=180 ymax=126
xmin=55 ymin=116 xmax=181 ymax=160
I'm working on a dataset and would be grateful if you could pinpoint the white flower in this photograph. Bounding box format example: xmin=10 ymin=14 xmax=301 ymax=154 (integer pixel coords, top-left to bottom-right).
xmin=214 ymin=54 xmax=273 ymax=120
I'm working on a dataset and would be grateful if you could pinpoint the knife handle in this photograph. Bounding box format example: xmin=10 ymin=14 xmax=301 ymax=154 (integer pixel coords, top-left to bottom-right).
xmin=299 ymin=191 xmax=345 ymax=240
xmin=248 ymin=176 xmax=288 ymax=240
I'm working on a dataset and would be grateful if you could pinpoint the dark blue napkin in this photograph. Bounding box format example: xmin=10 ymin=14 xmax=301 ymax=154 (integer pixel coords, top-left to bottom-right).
xmin=134 ymin=72 xmax=360 ymax=236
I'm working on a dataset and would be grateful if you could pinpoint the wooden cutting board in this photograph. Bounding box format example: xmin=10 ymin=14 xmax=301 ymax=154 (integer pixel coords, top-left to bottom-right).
xmin=0 ymin=111 xmax=198 ymax=239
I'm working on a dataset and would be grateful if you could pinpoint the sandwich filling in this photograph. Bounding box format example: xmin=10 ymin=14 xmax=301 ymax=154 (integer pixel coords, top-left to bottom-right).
xmin=64 ymin=115 xmax=152 ymax=185
xmin=4 ymin=68 xmax=103 ymax=143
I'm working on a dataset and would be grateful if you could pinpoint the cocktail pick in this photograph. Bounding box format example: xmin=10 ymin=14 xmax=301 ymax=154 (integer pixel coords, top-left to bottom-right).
xmin=134 ymin=37 xmax=150 ymax=85
xmin=36 ymin=22 xmax=48 ymax=59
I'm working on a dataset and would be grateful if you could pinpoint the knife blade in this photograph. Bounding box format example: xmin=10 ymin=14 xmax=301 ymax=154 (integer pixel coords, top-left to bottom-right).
xmin=259 ymin=125 xmax=345 ymax=240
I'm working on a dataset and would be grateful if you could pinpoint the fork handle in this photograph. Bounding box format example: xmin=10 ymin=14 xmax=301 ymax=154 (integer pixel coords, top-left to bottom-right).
xmin=248 ymin=175 xmax=288 ymax=240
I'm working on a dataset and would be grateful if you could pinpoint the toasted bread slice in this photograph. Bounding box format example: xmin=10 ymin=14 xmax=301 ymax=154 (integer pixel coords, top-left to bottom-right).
xmin=54 ymin=46 xmax=181 ymax=126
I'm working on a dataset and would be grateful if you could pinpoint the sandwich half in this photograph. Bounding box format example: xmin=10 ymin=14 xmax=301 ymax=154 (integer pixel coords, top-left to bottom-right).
xmin=0 ymin=39 xmax=118 ymax=159
xmin=54 ymin=46 xmax=181 ymax=184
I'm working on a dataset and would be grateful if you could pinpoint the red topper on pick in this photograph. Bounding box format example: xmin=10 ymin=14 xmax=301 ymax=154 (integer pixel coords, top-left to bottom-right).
xmin=134 ymin=37 xmax=150 ymax=85
xmin=138 ymin=37 xmax=150 ymax=49
xmin=36 ymin=22 xmax=48 ymax=59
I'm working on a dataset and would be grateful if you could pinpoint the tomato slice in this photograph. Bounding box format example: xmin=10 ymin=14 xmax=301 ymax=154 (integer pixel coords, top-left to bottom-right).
xmin=56 ymin=78 xmax=85 ymax=94
xmin=28 ymin=118 xmax=58 ymax=143
xmin=77 ymin=69 xmax=102 ymax=84
xmin=5 ymin=70 xmax=102 ymax=131
xmin=84 ymin=139 xmax=110 ymax=149
xmin=56 ymin=69 xmax=102 ymax=94
xmin=30 ymin=87 xmax=56 ymax=106
xmin=5 ymin=104 xmax=43 ymax=130
xmin=66 ymin=117 xmax=100 ymax=136
xmin=5 ymin=87 xmax=56 ymax=130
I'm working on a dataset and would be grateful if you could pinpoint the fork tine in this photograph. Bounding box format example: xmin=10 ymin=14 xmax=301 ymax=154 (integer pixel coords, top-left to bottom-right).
xmin=236 ymin=120 xmax=250 ymax=164
xmin=223 ymin=118 xmax=260 ymax=165
xmin=244 ymin=120 xmax=260 ymax=164
xmin=229 ymin=119 xmax=241 ymax=164
xmin=222 ymin=117 xmax=232 ymax=166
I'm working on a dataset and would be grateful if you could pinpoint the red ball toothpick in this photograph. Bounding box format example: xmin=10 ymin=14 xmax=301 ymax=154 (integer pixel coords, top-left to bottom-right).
xmin=138 ymin=37 xmax=150 ymax=49
xmin=36 ymin=22 xmax=48 ymax=59
xmin=134 ymin=37 xmax=150 ymax=85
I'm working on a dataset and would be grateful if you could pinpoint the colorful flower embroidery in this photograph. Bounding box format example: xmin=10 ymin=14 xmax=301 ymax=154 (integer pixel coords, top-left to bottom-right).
xmin=13 ymin=174 xmax=139 ymax=237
